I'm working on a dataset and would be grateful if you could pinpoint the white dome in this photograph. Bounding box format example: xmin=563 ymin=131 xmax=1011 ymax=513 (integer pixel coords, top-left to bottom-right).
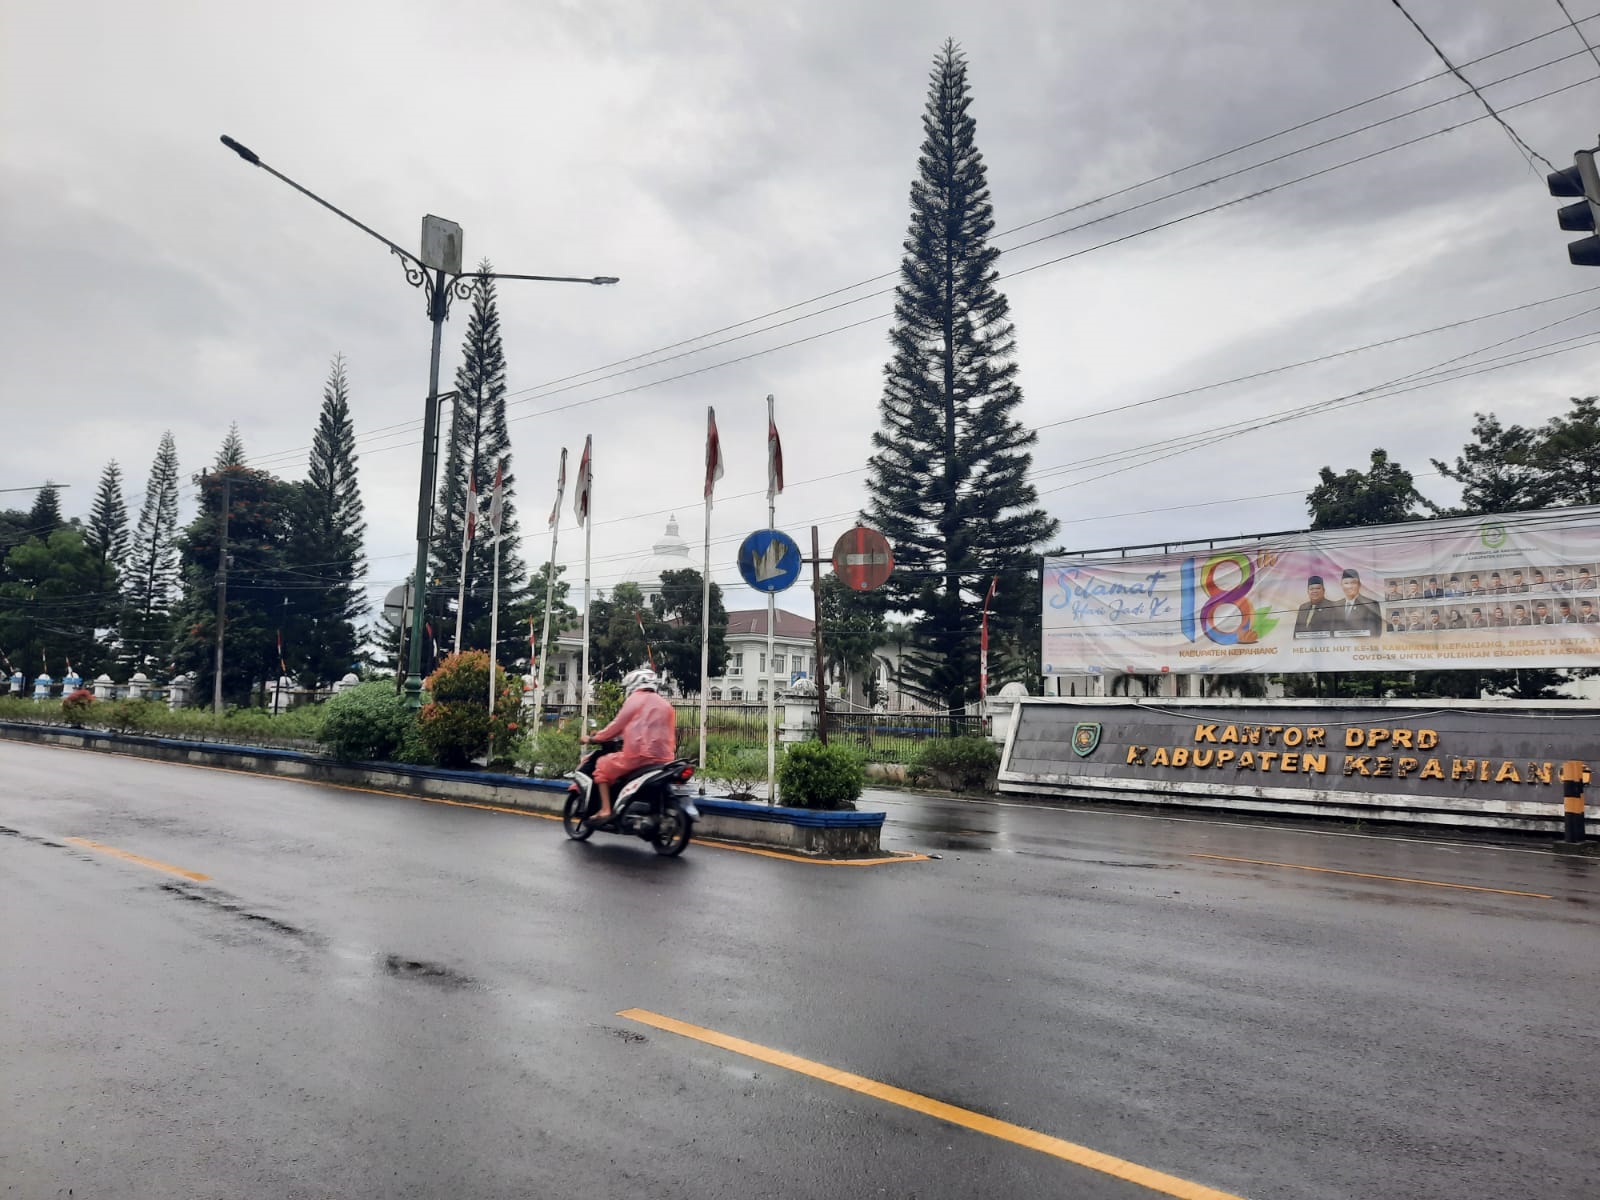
xmin=620 ymin=515 xmax=694 ymax=597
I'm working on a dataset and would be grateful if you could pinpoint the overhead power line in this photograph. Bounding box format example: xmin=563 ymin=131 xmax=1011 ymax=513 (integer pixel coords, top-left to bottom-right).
xmin=1555 ymin=0 xmax=1600 ymax=69
xmin=242 ymin=18 xmax=1600 ymax=474
xmin=1390 ymin=0 xmax=1561 ymax=174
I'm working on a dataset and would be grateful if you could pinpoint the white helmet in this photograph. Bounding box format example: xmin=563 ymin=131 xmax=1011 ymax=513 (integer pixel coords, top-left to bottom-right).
xmin=622 ymin=665 xmax=661 ymax=695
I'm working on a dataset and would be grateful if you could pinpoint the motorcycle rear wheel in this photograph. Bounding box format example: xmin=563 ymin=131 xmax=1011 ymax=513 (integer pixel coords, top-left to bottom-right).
xmin=652 ymin=806 xmax=692 ymax=857
xmin=562 ymin=792 xmax=594 ymax=841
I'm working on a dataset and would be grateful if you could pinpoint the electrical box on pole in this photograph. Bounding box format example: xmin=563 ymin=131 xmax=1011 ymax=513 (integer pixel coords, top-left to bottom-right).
xmin=1547 ymin=147 xmax=1600 ymax=267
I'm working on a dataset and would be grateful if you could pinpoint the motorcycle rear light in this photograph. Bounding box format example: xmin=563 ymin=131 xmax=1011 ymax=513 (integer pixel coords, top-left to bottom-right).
xmin=678 ymin=766 xmax=695 ymax=781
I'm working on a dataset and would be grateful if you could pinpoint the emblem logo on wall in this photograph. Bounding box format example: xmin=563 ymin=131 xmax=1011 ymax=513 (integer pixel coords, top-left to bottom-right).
xmin=1072 ymin=722 xmax=1102 ymax=757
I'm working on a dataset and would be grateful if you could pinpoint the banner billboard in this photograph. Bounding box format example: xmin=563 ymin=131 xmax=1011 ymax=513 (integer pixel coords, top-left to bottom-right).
xmin=1042 ymin=507 xmax=1600 ymax=675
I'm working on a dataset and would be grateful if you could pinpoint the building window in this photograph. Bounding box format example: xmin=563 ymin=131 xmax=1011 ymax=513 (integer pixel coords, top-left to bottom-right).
xmin=710 ymin=688 xmax=722 ymax=701
xmin=773 ymin=654 xmax=786 ymax=674
xmin=756 ymin=689 xmax=765 ymax=703
xmin=731 ymin=653 xmax=743 ymax=675
xmin=759 ymin=653 xmax=766 ymax=673
xmin=730 ymin=688 xmax=743 ymax=702
xmin=555 ymin=662 xmax=568 ymax=680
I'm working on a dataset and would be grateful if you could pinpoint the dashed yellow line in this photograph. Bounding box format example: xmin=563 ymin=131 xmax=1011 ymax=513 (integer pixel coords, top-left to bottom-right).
xmin=64 ymin=837 xmax=210 ymax=881
xmin=1190 ymin=853 xmax=1551 ymax=899
xmin=619 ymin=1008 xmax=1249 ymax=1200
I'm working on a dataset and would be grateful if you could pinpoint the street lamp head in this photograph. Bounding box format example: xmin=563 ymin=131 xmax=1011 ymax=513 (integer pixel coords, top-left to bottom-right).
xmin=219 ymin=135 xmax=260 ymax=165
xmin=591 ymin=276 xmax=620 ymax=285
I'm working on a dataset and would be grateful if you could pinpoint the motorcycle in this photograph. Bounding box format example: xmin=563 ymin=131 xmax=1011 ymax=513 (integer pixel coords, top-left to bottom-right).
xmin=562 ymin=739 xmax=700 ymax=856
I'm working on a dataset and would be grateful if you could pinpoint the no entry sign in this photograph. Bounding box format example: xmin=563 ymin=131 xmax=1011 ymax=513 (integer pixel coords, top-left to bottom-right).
xmin=832 ymin=525 xmax=894 ymax=591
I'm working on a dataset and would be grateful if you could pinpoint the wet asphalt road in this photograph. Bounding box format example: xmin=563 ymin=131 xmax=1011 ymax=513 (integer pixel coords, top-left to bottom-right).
xmin=1 ymin=739 xmax=1597 ymax=1200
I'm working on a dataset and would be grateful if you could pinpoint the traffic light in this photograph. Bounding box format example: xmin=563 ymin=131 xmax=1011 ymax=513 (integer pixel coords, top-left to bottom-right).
xmin=1547 ymin=148 xmax=1600 ymax=267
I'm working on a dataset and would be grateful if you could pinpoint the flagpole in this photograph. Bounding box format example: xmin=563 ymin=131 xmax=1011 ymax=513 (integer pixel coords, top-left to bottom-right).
xmin=531 ymin=487 xmax=562 ymax=741
xmin=579 ymin=440 xmax=593 ymax=738
xmin=453 ymin=478 xmax=474 ymax=655
xmin=765 ymin=394 xmax=778 ymax=806
xmin=698 ymin=482 xmax=711 ymax=780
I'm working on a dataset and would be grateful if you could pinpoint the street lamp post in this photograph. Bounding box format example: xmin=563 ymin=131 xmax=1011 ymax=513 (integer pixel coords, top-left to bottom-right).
xmin=218 ymin=136 xmax=618 ymax=706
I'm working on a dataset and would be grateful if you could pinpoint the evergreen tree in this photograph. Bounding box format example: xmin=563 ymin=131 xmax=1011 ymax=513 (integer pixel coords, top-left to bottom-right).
xmin=217 ymin=423 xmax=247 ymax=468
xmin=0 ymin=528 xmax=109 ymax=681
xmin=1307 ymin=448 xmax=1434 ymax=529
xmin=1431 ymin=413 xmax=1549 ymax=516
xmin=1533 ymin=395 xmax=1600 ymax=507
xmin=429 ymin=261 xmax=526 ymax=651
xmin=85 ymin=460 xmax=131 ymax=573
xmin=863 ymin=41 xmax=1057 ymax=712
xmin=123 ymin=432 xmax=182 ymax=671
xmin=651 ymin=567 xmax=728 ymax=688
xmin=289 ymin=354 xmax=367 ymax=684
xmin=27 ymin=483 xmax=64 ymax=539
xmin=170 ymin=465 xmax=297 ymax=705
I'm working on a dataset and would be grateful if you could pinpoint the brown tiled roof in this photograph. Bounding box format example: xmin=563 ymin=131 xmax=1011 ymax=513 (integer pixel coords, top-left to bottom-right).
xmin=724 ymin=608 xmax=815 ymax=637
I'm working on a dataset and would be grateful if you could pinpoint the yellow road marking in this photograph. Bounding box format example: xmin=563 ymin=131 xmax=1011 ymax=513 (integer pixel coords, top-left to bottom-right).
xmin=1190 ymin=853 xmax=1551 ymax=899
xmin=619 ymin=1008 xmax=1249 ymax=1200
xmin=7 ymin=739 xmax=920 ymax=867
xmin=64 ymin=837 xmax=210 ymax=881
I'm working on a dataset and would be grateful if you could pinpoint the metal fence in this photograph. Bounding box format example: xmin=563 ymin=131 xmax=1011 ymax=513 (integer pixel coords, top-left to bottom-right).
xmin=824 ymin=711 xmax=991 ymax=764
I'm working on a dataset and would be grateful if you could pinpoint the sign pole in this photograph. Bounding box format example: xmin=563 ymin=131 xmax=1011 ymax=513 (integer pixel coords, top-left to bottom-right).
xmin=812 ymin=525 xmax=828 ymax=746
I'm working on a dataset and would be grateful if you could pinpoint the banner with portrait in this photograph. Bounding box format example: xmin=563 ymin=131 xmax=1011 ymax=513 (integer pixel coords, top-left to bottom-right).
xmin=1041 ymin=507 xmax=1600 ymax=675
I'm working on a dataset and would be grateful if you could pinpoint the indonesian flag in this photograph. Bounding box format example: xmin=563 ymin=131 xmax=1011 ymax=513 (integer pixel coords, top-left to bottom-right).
xmin=573 ymin=436 xmax=592 ymax=526
xmin=705 ymin=406 xmax=724 ymax=502
xmin=277 ymin=630 xmax=286 ymax=676
xmin=767 ymin=394 xmax=783 ymax=502
xmin=487 ymin=460 xmax=505 ymax=537
xmin=549 ymin=447 xmax=567 ymax=531
xmin=465 ymin=473 xmax=478 ymax=541
xmin=980 ymin=576 xmax=998 ymax=700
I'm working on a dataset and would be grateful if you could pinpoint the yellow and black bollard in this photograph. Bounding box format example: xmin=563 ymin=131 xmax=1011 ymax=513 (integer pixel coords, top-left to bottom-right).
xmin=1559 ymin=760 xmax=1589 ymax=844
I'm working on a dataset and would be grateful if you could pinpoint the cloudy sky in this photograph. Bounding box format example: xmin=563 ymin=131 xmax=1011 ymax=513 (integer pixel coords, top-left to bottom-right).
xmin=5 ymin=0 xmax=1599 ymax=623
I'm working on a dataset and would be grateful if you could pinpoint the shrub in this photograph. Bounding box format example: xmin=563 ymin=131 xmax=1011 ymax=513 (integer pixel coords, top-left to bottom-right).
xmin=776 ymin=741 xmax=865 ymax=810
xmin=516 ymin=728 xmax=580 ymax=778
xmin=592 ymin=680 xmax=624 ymax=729
xmin=60 ymin=688 xmax=96 ymax=726
xmin=416 ymin=652 xmax=520 ymax=768
xmin=908 ymin=736 xmax=999 ymax=792
xmin=101 ymin=698 xmax=163 ymax=733
xmin=706 ymin=738 xmax=767 ymax=800
xmin=320 ymin=680 xmax=414 ymax=762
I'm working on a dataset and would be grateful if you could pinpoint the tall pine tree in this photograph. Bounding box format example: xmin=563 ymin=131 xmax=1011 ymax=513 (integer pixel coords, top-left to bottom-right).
xmin=864 ymin=41 xmax=1056 ymax=712
xmin=429 ymin=261 xmax=526 ymax=654
xmin=86 ymin=460 xmax=131 ymax=573
xmin=27 ymin=483 xmax=64 ymax=539
xmin=123 ymin=432 xmax=182 ymax=671
xmin=289 ymin=354 xmax=367 ymax=684
xmin=217 ymin=423 xmax=247 ymax=468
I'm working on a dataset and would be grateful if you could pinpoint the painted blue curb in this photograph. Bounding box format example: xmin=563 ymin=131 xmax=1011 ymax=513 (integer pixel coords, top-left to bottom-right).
xmin=694 ymin=797 xmax=884 ymax=828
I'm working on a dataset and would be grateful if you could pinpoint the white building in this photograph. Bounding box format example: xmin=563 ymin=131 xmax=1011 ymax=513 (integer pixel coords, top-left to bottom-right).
xmin=708 ymin=608 xmax=818 ymax=703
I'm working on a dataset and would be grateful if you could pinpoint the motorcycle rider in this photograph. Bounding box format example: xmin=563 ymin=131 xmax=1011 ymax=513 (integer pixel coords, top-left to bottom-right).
xmin=579 ymin=665 xmax=677 ymax=824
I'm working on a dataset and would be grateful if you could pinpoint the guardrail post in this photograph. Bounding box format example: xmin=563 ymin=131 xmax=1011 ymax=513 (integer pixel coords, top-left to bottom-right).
xmin=1559 ymin=760 xmax=1588 ymax=844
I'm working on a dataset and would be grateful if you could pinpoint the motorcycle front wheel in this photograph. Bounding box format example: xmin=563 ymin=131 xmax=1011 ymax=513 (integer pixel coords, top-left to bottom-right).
xmin=562 ymin=791 xmax=594 ymax=841
xmin=652 ymin=805 xmax=693 ymax=857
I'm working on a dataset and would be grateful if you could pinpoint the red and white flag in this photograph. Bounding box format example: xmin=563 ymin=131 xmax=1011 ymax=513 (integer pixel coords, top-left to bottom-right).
xmin=548 ymin=447 xmax=567 ymax=530
xmin=573 ymin=436 xmax=592 ymax=526
xmin=487 ymin=460 xmax=505 ymax=537
xmin=766 ymin=394 xmax=783 ymax=502
xmin=704 ymin=407 xmax=724 ymax=502
xmin=465 ymin=474 xmax=478 ymax=541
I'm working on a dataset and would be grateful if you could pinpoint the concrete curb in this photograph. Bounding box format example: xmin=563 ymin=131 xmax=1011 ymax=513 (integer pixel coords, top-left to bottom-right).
xmin=0 ymin=721 xmax=888 ymax=859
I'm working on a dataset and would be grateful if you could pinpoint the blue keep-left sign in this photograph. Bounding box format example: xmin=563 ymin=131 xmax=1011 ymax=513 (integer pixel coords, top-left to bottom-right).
xmin=737 ymin=529 xmax=802 ymax=593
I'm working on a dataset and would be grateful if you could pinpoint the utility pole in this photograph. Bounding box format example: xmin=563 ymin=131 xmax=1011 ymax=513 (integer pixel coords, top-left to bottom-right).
xmin=212 ymin=470 xmax=233 ymax=716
